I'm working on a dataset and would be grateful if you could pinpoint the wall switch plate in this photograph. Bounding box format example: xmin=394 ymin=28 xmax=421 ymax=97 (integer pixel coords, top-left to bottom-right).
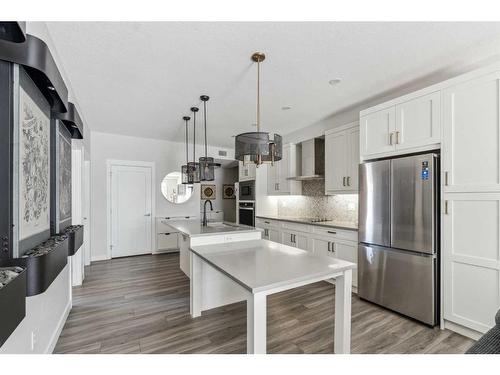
xmin=31 ymin=330 xmax=37 ymax=351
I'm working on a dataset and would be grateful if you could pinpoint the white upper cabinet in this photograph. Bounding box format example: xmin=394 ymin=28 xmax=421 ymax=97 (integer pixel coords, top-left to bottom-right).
xmin=395 ymin=91 xmax=441 ymax=151
xmin=267 ymin=143 xmax=302 ymax=195
xmin=360 ymin=107 xmax=396 ymax=158
xmin=325 ymin=122 xmax=359 ymax=194
xmin=442 ymin=72 xmax=500 ymax=192
xmin=239 ymin=160 xmax=256 ymax=181
xmin=360 ymin=92 xmax=441 ymax=160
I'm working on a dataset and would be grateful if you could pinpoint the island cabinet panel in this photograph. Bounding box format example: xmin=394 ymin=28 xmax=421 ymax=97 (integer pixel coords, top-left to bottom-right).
xmin=442 ymin=192 xmax=500 ymax=334
xmin=442 ymin=71 xmax=500 ymax=193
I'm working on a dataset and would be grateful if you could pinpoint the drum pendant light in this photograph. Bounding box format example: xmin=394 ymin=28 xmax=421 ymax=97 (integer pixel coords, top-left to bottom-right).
xmin=181 ymin=116 xmax=191 ymax=184
xmin=234 ymin=52 xmax=282 ymax=166
xmin=187 ymin=107 xmax=201 ymax=184
xmin=199 ymin=95 xmax=220 ymax=181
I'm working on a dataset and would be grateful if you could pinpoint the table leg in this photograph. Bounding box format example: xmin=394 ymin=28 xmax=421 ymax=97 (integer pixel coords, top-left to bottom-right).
xmin=334 ymin=269 xmax=352 ymax=354
xmin=247 ymin=292 xmax=266 ymax=354
xmin=190 ymin=252 xmax=202 ymax=318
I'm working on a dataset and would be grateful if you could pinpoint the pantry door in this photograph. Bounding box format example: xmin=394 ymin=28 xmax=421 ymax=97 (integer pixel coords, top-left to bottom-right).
xmin=108 ymin=161 xmax=154 ymax=258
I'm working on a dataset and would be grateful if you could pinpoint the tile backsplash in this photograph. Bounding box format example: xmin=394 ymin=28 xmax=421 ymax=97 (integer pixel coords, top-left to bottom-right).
xmin=276 ymin=179 xmax=358 ymax=223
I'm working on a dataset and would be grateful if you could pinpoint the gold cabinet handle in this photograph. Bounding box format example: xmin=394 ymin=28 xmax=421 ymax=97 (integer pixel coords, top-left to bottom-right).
xmin=389 ymin=132 xmax=394 ymax=145
xmin=445 ymin=200 xmax=449 ymax=215
xmin=395 ymin=131 xmax=400 ymax=144
xmin=445 ymin=171 xmax=449 ymax=186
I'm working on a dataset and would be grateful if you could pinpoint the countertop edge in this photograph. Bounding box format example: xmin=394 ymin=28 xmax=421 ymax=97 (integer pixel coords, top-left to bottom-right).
xmin=255 ymin=215 xmax=358 ymax=231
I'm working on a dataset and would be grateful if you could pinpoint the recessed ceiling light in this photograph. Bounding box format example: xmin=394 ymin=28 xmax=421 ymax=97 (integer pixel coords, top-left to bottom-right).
xmin=281 ymin=106 xmax=292 ymax=110
xmin=329 ymin=78 xmax=342 ymax=86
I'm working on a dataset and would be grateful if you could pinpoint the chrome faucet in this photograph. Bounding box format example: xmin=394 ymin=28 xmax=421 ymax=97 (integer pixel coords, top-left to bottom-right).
xmin=202 ymin=199 xmax=213 ymax=226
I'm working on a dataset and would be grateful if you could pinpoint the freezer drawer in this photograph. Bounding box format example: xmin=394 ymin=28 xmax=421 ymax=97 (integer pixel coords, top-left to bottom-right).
xmin=359 ymin=160 xmax=391 ymax=247
xmin=358 ymin=244 xmax=437 ymax=325
xmin=391 ymin=153 xmax=436 ymax=254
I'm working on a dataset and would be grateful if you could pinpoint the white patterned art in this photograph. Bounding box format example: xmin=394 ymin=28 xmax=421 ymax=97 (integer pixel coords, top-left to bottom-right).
xmin=19 ymin=86 xmax=50 ymax=240
xmin=58 ymin=134 xmax=72 ymax=221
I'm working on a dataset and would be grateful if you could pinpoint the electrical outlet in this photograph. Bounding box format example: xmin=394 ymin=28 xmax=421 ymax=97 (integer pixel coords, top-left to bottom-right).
xmin=31 ymin=330 xmax=37 ymax=351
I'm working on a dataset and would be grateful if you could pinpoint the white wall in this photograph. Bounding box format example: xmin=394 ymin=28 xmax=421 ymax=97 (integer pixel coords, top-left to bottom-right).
xmin=90 ymin=131 xmax=233 ymax=261
xmin=0 ymin=266 xmax=71 ymax=354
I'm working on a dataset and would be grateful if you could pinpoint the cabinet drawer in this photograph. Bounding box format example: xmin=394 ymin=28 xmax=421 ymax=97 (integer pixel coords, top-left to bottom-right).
xmin=255 ymin=218 xmax=279 ymax=229
xmin=281 ymin=221 xmax=311 ymax=233
xmin=312 ymin=226 xmax=358 ymax=242
xmin=157 ymin=233 xmax=179 ymax=250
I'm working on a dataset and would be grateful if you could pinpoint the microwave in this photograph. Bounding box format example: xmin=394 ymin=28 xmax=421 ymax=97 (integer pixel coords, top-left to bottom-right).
xmin=238 ymin=180 xmax=255 ymax=201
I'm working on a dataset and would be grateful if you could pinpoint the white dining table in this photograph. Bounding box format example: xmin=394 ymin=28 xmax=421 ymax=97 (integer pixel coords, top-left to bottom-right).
xmin=189 ymin=239 xmax=356 ymax=354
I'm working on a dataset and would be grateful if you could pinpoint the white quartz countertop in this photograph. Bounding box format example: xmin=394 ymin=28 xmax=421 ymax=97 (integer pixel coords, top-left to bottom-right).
xmin=256 ymin=215 xmax=358 ymax=231
xmin=190 ymin=239 xmax=356 ymax=293
xmin=167 ymin=219 xmax=261 ymax=237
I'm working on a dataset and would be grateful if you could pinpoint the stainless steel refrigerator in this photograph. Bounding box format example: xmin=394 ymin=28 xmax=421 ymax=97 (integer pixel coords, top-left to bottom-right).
xmin=358 ymin=152 xmax=439 ymax=326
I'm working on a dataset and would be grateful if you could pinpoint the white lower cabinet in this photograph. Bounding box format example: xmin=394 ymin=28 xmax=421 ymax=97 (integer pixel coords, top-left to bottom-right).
xmin=310 ymin=236 xmax=358 ymax=288
xmin=443 ymin=192 xmax=500 ymax=334
xmin=256 ymin=218 xmax=358 ymax=288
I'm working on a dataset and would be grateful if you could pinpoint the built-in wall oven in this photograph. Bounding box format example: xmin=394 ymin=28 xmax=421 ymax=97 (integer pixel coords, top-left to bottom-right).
xmin=238 ymin=180 xmax=255 ymax=201
xmin=238 ymin=201 xmax=255 ymax=227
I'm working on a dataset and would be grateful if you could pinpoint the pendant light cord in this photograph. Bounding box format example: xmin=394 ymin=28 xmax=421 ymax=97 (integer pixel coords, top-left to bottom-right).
xmin=203 ymin=100 xmax=208 ymax=158
xmin=185 ymin=119 xmax=188 ymax=164
xmin=256 ymin=59 xmax=260 ymax=133
xmin=192 ymin=110 xmax=196 ymax=162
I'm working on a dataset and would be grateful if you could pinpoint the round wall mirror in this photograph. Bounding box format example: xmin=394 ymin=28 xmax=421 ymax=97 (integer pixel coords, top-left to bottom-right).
xmin=161 ymin=172 xmax=194 ymax=204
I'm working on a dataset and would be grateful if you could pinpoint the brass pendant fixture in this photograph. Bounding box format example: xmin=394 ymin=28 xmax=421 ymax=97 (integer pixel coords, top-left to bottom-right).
xmin=187 ymin=107 xmax=201 ymax=184
xmin=199 ymin=95 xmax=220 ymax=181
xmin=234 ymin=52 xmax=282 ymax=166
xmin=181 ymin=116 xmax=191 ymax=184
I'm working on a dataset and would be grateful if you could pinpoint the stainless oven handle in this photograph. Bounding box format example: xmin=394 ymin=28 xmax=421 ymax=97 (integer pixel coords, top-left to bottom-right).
xmin=239 ymin=207 xmax=254 ymax=211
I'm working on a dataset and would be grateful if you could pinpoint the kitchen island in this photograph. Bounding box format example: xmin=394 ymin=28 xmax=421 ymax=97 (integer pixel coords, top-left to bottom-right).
xmin=190 ymin=239 xmax=356 ymax=354
xmin=167 ymin=220 xmax=262 ymax=277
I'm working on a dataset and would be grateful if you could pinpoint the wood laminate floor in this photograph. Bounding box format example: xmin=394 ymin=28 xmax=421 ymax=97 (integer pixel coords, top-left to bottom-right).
xmin=54 ymin=253 xmax=474 ymax=354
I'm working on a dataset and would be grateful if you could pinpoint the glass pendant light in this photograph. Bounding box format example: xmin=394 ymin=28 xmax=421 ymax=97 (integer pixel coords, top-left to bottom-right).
xmin=187 ymin=107 xmax=201 ymax=184
xmin=235 ymin=52 xmax=282 ymax=166
xmin=181 ymin=116 xmax=190 ymax=184
xmin=199 ymin=95 xmax=220 ymax=181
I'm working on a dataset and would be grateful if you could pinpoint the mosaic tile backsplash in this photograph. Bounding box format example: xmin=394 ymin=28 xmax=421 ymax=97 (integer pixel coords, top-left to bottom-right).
xmin=276 ymin=180 xmax=358 ymax=224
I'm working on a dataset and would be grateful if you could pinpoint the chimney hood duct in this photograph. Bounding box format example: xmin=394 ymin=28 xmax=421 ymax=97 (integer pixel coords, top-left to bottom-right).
xmin=289 ymin=138 xmax=325 ymax=181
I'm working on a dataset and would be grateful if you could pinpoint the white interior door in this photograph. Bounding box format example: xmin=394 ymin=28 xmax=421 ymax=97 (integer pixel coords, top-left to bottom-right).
xmin=110 ymin=163 xmax=153 ymax=258
xmin=83 ymin=160 xmax=91 ymax=266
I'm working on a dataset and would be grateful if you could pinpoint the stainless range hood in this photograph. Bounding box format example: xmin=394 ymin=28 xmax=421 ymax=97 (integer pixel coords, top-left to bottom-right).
xmin=289 ymin=138 xmax=325 ymax=181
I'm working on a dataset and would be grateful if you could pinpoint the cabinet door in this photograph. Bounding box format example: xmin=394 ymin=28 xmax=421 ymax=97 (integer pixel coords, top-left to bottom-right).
xmin=282 ymin=231 xmax=295 ymax=247
xmin=157 ymin=233 xmax=178 ymax=251
xmin=443 ymin=72 xmax=500 ymax=192
xmin=395 ymin=91 xmax=441 ymax=151
xmin=325 ymin=131 xmax=347 ymax=192
xmin=296 ymin=233 xmax=309 ymax=251
xmin=279 ymin=145 xmax=291 ymax=193
xmin=267 ymin=162 xmax=279 ymax=195
xmin=360 ymin=107 xmax=396 ymax=158
xmin=311 ymin=237 xmax=334 ymax=258
xmin=333 ymin=241 xmax=358 ymax=288
xmin=269 ymin=229 xmax=281 ymax=243
xmin=346 ymin=126 xmax=360 ymax=191
xmin=443 ymin=193 xmax=500 ymax=333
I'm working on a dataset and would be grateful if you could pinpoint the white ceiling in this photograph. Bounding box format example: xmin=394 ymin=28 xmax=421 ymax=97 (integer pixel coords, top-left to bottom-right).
xmin=46 ymin=22 xmax=500 ymax=148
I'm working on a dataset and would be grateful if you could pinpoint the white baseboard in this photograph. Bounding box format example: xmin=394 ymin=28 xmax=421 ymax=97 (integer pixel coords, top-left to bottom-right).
xmin=45 ymin=300 xmax=72 ymax=354
xmin=443 ymin=320 xmax=482 ymax=341
xmin=91 ymin=254 xmax=110 ymax=262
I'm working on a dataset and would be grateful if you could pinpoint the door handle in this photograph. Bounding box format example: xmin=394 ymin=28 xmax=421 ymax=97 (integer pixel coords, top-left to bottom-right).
xmin=395 ymin=131 xmax=400 ymax=144
xmin=144 ymin=213 xmax=151 ymax=217
xmin=343 ymin=177 xmax=346 ymax=187
xmin=327 ymin=242 xmax=331 ymax=252
xmin=346 ymin=176 xmax=350 ymax=186
xmin=444 ymin=171 xmax=449 ymax=186
xmin=327 ymin=230 xmax=337 ymax=235
xmin=332 ymin=242 xmax=336 ymax=253
xmin=389 ymin=132 xmax=394 ymax=145
xmin=444 ymin=200 xmax=449 ymax=215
